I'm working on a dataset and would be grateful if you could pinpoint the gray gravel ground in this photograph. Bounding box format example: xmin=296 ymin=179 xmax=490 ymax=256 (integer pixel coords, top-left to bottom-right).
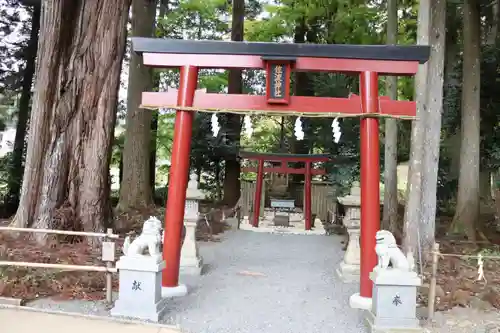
xmin=29 ymin=230 xmax=367 ymax=333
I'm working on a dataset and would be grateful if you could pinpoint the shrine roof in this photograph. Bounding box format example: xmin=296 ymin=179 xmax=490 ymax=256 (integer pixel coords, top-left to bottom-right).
xmin=132 ymin=38 xmax=430 ymax=64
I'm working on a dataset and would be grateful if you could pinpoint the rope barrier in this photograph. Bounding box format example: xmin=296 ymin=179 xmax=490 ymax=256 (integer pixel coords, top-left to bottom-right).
xmin=424 ymin=251 xmax=500 ymax=260
xmin=425 ymin=243 xmax=500 ymax=320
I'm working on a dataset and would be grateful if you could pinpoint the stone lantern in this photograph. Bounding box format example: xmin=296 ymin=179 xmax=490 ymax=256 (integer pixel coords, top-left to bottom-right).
xmin=336 ymin=181 xmax=384 ymax=283
xmin=336 ymin=181 xmax=362 ymax=283
xmin=180 ymin=173 xmax=204 ymax=275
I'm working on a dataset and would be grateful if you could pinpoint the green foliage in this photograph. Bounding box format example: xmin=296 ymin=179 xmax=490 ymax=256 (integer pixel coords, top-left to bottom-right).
xmin=0 ymin=0 xmax=32 ymax=94
xmin=0 ymin=153 xmax=12 ymax=196
xmin=157 ymin=0 xmax=229 ymax=39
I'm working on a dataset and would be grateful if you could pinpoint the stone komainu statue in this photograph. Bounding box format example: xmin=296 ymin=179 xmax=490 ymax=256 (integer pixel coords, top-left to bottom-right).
xmin=374 ymin=230 xmax=415 ymax=272
xmin=123 ymin=216 xmax=163 ymax=257
xmin=122 ymin=216 xmax=187 ymax=258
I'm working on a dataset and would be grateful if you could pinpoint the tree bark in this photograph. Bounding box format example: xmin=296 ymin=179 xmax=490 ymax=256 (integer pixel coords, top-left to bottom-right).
xmin=450 ymin=0 xmax=481 ymax=240
xmin=150 ymin=0 xmax=169 ymax=195
xmin=6 ymin=5 xmax=41 ymax=213
xmin=443 ymin=5 xmax=461 ymax=180
xmin=420 ymin=0 xmax=446 ymax=255
xmin=382 ymin=0 xmax=399 ymax=235
xmin=117 ymin=0 xmax=157 ymax=213
xmin=149 ymin=110 xmax=158 ymax=192
xmin=11 ymin=0 xmax=131 ymax=245
xmin=403 ymin=0 xmax=430 ymax=254
xmin=221 ymin=0 xmax=245 ymax=207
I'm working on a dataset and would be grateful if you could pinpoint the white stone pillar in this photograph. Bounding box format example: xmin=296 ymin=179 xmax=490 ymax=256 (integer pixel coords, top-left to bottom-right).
xmin=180 ymin=173 xmax=204 ymax=275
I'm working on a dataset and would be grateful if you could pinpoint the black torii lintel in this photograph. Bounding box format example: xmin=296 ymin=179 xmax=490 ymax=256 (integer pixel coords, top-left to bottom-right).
xmin=132 ymin=38 xmax=430 ymax=64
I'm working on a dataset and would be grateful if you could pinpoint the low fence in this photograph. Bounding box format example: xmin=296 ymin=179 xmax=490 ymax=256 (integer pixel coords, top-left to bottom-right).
xmin=0 ymin=227 xmax=119 ymax=303
xmin=425 ymin=241 xmax=500 ymax=321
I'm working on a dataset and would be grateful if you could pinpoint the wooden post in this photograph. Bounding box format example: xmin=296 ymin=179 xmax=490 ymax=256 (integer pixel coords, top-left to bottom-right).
xmin=105 ymin=228 xmax=114 ymax=303
xmin=162 ymin=65 xmax=198 ymax=288
xmin=359 ymin=71 xmax=380 ymax=298
xmin=304 ymin=161 xmax=312 ymax=230
xmin=252 ymin=159 xmax=265 ymax=227
xmin=427 ymin=243 xmax=440 ymax=321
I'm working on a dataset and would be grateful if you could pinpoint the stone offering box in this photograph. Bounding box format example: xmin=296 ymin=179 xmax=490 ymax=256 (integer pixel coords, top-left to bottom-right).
xmin=366 ymin=269 xmax=422 ymax=333
xmin=111 ymin=255 xmax=168 ymax=322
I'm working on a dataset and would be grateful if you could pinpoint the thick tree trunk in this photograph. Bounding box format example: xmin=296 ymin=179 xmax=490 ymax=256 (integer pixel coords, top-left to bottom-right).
xmin=420 ymin=0 xmax=446 ymax=255
xmin=11 ymin=0 xmax=131 ymax=245
xmin=149 ymin=0 xmax=169 ymax=195
xmin=6 ymin=5 xmax=41 ymax=213
xmin=403 ymin=0 xmax=430 ymax=254
xmin=149 ymin=110 xmax=158 ymax=192
xmin=221 ymin=0 xmax=245 ymax=207
xmin=450 ymin=0 xmax=481 ymax=240
xmin=444 ymin=5 xmax=461 ymax=180
xmin=117 ymin=0 xmax=156 ymax=213
xmin=382 ymin=0 xmax=399 ymax=235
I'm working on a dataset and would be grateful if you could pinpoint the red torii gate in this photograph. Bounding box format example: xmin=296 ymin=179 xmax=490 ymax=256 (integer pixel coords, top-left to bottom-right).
xmin=132 ymin=38 xmax=430 ymax=301
xmin=239 ymin=151 xmax=330 ymax=231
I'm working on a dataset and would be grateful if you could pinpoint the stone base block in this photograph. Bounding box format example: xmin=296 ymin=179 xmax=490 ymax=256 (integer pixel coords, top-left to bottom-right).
xmin=111 ymin=255 xmax=166 ymax=322
xmin=111 ymin=297 xmax=168 ymax=322
xmin=162 ymin=284 xmax=188 ymax=298
xmin=180 ymin=256 xmax=204 ymax=276
xmin=349 ymin=293 xmax=372 ymax=310
xmin=336 ymin=261 xmax=360 ymax=283
xmin=365 ymin=310 xmax=423 ymax=333
xmin=273 ymin=215 xmax=290 ymax=227
xmin=368 ymin=269 xmax=421 ymax=333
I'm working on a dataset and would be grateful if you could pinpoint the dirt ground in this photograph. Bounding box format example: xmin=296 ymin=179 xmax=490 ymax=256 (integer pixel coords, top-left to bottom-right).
xmin=0 ymin=205 xmax=230 ymax=301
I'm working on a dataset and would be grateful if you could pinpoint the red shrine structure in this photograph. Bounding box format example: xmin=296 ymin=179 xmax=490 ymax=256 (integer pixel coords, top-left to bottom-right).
xmin=132 ymin=38 xmax=430 ymax=301
xmin=239 ymin=151 xmax=330 ymax=230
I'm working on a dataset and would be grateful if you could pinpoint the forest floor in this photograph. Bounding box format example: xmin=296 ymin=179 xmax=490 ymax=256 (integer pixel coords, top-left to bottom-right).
xmin=0 ymin=204 xmax=230 ymax=302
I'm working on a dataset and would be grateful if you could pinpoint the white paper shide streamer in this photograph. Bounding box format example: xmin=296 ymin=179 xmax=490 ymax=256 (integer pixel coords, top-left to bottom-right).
xmin=294 ymin=117 xmax=304 ymax=141
xmin=477 ymin=253 xmax=486 ymax=283
xmin=331 ymin=117 xmax=341 ymax=143
xmin=211 ymin=113 xmax=220 ymax=137
xmin=243 ymin=114 xmax=253 ymax=138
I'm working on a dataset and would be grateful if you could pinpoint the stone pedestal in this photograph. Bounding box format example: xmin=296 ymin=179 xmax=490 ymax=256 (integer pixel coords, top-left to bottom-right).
xmin=111 ymin=255 xmax=167 ymax=322
xmin=365 ymin=269 xmax=422 ymax=333
xmin=180 ymin=220 xmax=203 ymax=275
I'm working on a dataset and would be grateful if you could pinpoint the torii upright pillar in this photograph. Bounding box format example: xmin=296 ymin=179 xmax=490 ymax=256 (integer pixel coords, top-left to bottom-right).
xmin=161 ymin=65 xmax=198 ymax=297
xmin=359 ymin=71 xmax=380 ymax=299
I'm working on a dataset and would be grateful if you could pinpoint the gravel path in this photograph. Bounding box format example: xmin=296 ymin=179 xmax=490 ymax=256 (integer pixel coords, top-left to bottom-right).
xmin=29 ymin=230 xmax=366 ymax=333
